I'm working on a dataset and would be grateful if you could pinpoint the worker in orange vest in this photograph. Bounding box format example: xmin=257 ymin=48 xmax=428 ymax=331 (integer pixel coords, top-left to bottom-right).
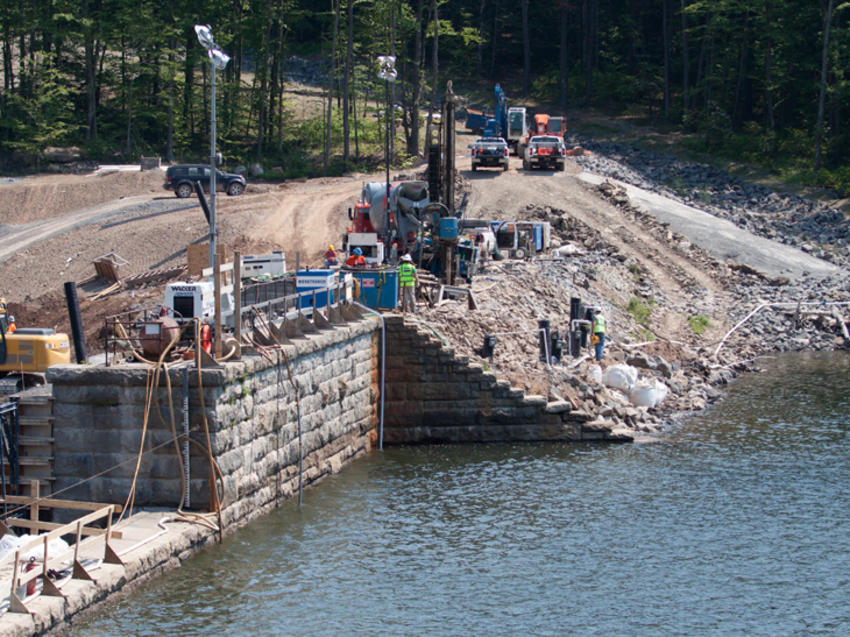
xmin=345 ymin=247 xmax=366 ymax=267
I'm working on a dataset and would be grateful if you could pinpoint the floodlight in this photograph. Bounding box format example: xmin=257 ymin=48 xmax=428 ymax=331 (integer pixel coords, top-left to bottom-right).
xmin=377 ymin=55 xmax=397 ymax=82
xmin=209 ymin=48 xmax=230 ymax=70
xmin=194 ymin=24 xmax=215 ymax=50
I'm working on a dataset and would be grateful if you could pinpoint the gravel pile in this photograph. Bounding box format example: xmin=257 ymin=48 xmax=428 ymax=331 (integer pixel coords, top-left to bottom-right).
xmin=567 ymin=134 xmax=850 ymax=267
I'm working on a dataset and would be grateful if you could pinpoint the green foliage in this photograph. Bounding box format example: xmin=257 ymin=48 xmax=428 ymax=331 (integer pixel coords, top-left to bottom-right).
xmin=688 ymin=315 xmax=712 ymax=335
xmin=1 ymin=57 xmax=80 ymax=158
xmin=0 ymin=0 xmax=848 ymax=189
xmin=627 ymin=297 xmax=654 ymax=328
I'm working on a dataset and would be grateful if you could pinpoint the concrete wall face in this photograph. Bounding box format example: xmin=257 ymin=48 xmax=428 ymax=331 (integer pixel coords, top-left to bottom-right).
xmin=47 ymin=320 xmax=380 ymax=526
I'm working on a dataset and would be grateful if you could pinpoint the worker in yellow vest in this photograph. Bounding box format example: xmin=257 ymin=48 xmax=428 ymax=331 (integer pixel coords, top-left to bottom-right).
xmin=398 ymin=254 xmax=418 ymax=313
xmin=591 ymin=306 xmax=606 ymax=361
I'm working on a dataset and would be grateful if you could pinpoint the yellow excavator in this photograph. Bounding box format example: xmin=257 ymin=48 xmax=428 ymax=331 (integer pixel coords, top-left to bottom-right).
xmin=0 ymin=297 xmax=71 ymax=394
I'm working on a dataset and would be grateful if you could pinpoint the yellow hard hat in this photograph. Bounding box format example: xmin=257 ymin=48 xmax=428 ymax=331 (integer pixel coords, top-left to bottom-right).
xmin=328 ymin=245 xmax=334 ymax=250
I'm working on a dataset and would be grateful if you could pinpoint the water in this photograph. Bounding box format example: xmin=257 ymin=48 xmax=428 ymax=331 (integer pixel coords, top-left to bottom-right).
xmin=72 ymin=352 xmax=850 ymax=636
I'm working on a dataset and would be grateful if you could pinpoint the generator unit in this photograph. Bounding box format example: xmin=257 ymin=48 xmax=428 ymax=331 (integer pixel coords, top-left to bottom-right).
xmin=241 ymin=250 xmax=286 ymax=279
xmin=164 ymin=281 xmax=234 ymax=326
xmin=345 ymin=233 xmax=385 ymax=265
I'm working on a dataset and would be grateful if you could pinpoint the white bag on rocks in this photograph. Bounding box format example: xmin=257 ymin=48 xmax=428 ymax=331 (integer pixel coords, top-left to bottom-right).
xmin=554 ymin=243 xmax=585 ymax=257
xmin=630 ymin=378 xmax=669 ymax=408
xmin=602 ymin=364 xmax=639 ymax=392
xmin=587 ymin=364 xmax=603 ymax=384
xmin=0 ymin=533 xmax=28 ymax=561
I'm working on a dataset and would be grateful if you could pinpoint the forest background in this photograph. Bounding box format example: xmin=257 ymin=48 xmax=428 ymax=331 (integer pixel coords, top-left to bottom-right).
xmin=1 ymin=0 xmax=848 ymax=196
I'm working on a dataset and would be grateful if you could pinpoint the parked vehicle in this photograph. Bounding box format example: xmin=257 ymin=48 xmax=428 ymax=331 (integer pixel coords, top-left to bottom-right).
xmin=522 ymin=135 xmax=567 ymax=171
xmin=549 ymin=116 xmax=566 ymax=140
xmin=470 ymin=137 xmax=510 ymax=171
xmin=164 ymin=164 xmax=247 ymax=198
xmin=507 ymin=106 xmax=528 ymax=155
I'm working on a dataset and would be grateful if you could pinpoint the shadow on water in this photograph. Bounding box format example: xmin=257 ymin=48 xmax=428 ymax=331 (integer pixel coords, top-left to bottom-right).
xmin=73 ymin=352 xmax=850 ymax=636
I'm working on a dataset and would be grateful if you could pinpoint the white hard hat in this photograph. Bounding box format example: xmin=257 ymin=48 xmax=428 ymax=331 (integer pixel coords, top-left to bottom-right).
xmin=401 ymin=254 xmax=413 ymax=262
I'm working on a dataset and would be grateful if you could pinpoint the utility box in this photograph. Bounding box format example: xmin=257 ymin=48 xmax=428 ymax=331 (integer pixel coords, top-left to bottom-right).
xmin=296 ymin=269 xmax=336 ymax=309
xmin=346 ymin=233 xmax=385 ymax=265
xmin=241 ymin=250 xmax=286 ymax=279
xmin=164 ymin=281 xmax=234 ymax=326
xmin=517 ymin=221 xmax=551 ymax=252
xmin=351 ymin=269 xmax=398 ymax=310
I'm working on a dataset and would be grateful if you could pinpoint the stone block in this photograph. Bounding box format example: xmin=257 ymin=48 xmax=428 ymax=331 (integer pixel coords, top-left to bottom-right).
xmin=521 ymin=394 xmax=547 ymax=407
xmin=545 ymin=400 xmax=571 ymax=414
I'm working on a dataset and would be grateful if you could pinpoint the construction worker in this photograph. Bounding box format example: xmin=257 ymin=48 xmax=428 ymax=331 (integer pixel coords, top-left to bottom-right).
xmin=324 ymin=245 xmax=338 ymax=267
xmin=398 ymin=253 xmax=418 ymax=313
xmin=591 ymin=306 xmax=606 ymax=361
xmin=345 ymin=247 xmax=366 ymax=267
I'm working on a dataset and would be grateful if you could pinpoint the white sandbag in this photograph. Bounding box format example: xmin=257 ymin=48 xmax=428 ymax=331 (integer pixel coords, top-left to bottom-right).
xmin=23 ymin=536 xmax=71 ymax=562
xmin=554 ymin=243 xmax=585 ymax=257
xmin=602 ymin=364 xmax=639 ymax=392
xmin=0 ymin=533 xmax=29 ymax=562
xmin=587 ymin=364 xmax=602 ymax=384
xmin=630 ymin=378 xmax=669 ymax=408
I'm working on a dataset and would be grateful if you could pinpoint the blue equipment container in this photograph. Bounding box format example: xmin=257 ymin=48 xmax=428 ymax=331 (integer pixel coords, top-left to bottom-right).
xmin=439 ymin=217 xmax=458 ymax=239
xmin=351 ymin=269 xmax=398 ymax=310
xmin=533 ymin=224 xmax=544 ymax=251
xmin=296 ymin=269 xmax=336 ymax=310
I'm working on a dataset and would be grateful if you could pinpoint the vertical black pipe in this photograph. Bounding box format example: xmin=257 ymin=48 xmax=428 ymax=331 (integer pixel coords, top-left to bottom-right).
xmin=64 ymin=281 xmax=87 ymax=364
xmin=538 ymin=318 xmax=550 ymax=362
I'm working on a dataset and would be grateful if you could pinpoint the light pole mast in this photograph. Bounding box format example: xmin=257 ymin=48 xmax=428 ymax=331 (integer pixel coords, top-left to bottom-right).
xmin=377 ymin=55 xmax=397 ymax=250
xmin=194 ymin=25 xmax=230 ymax=271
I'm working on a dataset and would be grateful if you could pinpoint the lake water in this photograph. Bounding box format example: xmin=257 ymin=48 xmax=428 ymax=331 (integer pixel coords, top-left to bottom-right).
xmin=71 ymin=352 xmax=850 ymax=636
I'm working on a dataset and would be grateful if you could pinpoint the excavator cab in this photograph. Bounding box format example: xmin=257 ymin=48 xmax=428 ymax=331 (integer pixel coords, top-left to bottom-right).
xmin=0 ymin=296 xmax=71 ymax=393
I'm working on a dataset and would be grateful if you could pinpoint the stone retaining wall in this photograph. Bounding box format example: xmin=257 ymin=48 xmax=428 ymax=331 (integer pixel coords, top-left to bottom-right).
xmin=382 ymin=316 xmax=630 ymax=443
xmin=46 ymin=318 xmax=381 ymax=527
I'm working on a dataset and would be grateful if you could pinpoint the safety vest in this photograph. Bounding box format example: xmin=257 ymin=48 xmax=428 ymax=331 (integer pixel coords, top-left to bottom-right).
xmin=593 ymin=314 xmax=606 ymax=333
xmin=399 ymin=262 xmax=416 ymax=287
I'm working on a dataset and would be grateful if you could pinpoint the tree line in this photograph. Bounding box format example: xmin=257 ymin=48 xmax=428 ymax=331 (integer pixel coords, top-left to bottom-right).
xmin=1 ymin=1 xmax=848 ymax=192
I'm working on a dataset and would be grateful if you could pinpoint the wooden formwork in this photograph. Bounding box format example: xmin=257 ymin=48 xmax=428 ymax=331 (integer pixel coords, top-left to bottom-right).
xmin=0 ymin=482 xmax=124 ymax=615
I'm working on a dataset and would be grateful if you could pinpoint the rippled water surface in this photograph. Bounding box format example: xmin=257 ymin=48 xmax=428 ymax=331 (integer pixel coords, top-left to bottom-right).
xmin=73 ymin=352 xmax=850 ymax=636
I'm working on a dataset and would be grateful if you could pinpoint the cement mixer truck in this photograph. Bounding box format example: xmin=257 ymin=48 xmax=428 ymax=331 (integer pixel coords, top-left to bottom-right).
xmin=344 ymin=180 xmax=430 ymax=264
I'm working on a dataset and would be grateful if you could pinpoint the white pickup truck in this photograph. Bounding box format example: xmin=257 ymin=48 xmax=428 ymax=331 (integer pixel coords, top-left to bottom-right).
xmin=522 ymin=135 xmax=566 ymax=171
xmin=469 ymin=136 xmax=509 ymax=172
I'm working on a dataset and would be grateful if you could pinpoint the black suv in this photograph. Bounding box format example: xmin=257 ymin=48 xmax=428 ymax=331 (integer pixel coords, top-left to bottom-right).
xmin=164 ymin=164 xmax=247 ymax=198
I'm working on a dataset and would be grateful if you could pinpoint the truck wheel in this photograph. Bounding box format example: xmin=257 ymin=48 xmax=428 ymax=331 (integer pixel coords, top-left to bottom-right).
xmin=522 ymin=159 xmax=529 ymax=170
xmin=176 ymin=183 xmax=193 ymax=198
xmin=558 ymin=162 xmax=566 ymax=172
xmin=472 ymin=163 xmax=477 ymax=172
xmin=226 ymin=182 xmax=245 ymax=196
xmin=502 ymin=162 xmax=509 ymax=172
xmin=514 ymin=248 xmax=526 ymax=259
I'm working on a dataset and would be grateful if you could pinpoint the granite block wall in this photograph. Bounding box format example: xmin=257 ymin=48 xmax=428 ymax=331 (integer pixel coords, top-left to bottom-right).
xmin=46 ymin=318 xmax=381 ymax=527
xmin=381 ymin=316 xmax=628 ymax=444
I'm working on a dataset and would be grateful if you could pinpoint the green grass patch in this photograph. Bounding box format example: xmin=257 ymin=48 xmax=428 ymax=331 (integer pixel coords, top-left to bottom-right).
xmin=688 ymin=314 xmax=711 ymax=335
xmin=627 ymin=296 xmax=654 ymax=327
